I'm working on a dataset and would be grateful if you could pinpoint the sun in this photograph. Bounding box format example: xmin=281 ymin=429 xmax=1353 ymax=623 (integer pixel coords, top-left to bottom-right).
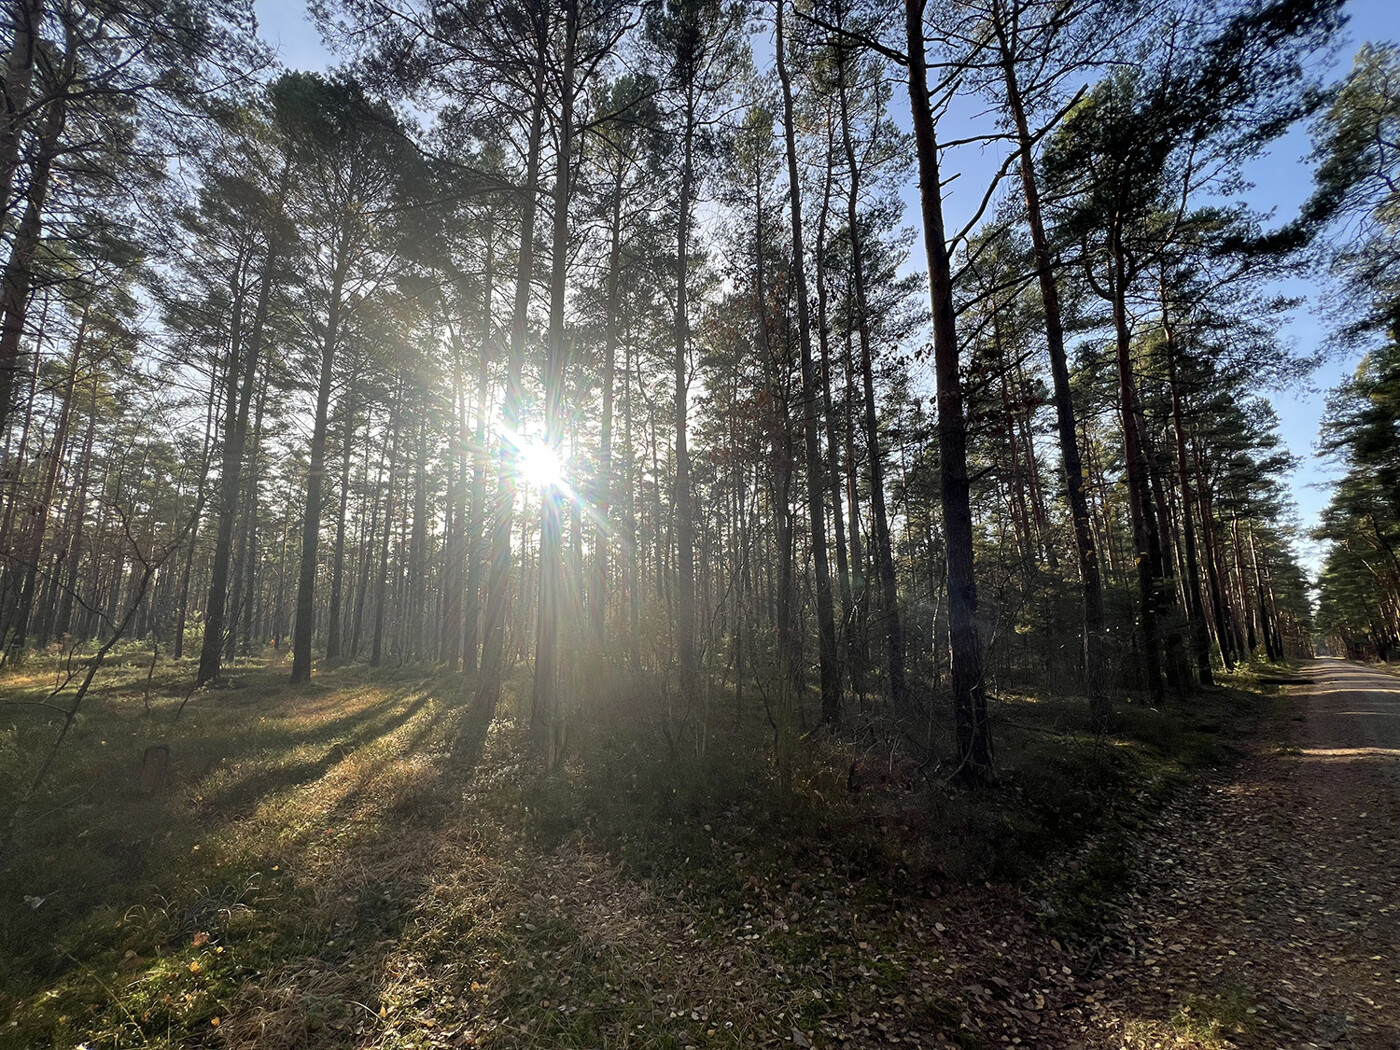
xmin=515 ymin=437 xmax=566 ymax=491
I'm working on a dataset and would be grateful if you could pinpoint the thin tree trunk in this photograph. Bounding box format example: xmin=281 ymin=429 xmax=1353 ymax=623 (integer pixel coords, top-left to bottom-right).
xmin=673 ymin=75 xmax=698 ymax=693
xmin=4 ymin=301 xmax=86 ymax=655
xmin=474 ymin=46 xmax=546 ymax=724
xmin=1110 ymin=237 xmax=1165 ymax=705
xmin=441 ymin=346 xmax=465 ymax=668
xmin=0 ymin=0 xmax=43 ymax=232
xmin=776 ymin=0 xmax=840 ymax=725
xmin=325 ymin=385 xmax=356 ymax=660
xmin=0 ymin=68 xmax=65 ymax=445
xmin=351 ymin=407 xmax=383 ymax=659
xmin=533 ymin=0 xmax=576 ymax=757
xmin=409 ymin=414 xmax=428 ymax=659
xmin=199 ymin=228 xmax=278 ymax=684
xmin=463 ymin=224 xmax=494 ymax=672
xmin=53 ymin=366 xmax=97 ymax=643
xmin=814 ymin=131 xmax=852 ymax=641
xmin=992 ymin=2 xmax=1104 ymax=699
xmin=372 ymin=384 xmax=402 ymax=668
xmin=1162 ymin=310 xmax=1214 ymax=685
xmin=837 ymin=29 xmax=908 ymax=718
xmin=240 ymin=368 xmax=269 ymax=654
xmin=290 ymin=252 xmax=348 ymax=682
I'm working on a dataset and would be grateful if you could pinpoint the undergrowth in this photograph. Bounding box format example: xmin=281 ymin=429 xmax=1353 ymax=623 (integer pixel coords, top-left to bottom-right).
xmin=0 ymin=654 xmax=1274 ymax=1049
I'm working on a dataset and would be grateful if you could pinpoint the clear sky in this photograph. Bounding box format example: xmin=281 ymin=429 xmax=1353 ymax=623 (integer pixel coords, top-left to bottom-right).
xmin=1242 ymin=0 xmax=1397 ymax=571
xmin=251 ymin=0 xmax=1400 ymax=575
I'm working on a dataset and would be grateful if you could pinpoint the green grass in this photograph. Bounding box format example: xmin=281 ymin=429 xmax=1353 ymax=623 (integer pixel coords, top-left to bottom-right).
xmin=0 ymin=653 xmax=1273 ymax=1048
xmin=1168 ymin=986 xmax=1259 ymax=1045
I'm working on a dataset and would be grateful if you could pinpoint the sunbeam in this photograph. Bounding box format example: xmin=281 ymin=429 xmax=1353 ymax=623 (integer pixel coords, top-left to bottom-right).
xmin=515 ymin=436 xmax=566 ymax=492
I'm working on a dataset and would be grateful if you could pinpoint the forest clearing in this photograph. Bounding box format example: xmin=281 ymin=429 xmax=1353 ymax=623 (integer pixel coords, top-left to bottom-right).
xmin=2 ymin=0 xmax=1400 ymax=1045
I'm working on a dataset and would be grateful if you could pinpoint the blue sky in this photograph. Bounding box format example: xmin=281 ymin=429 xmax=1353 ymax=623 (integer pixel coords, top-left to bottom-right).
xmin=252 ymin=0 xmax=1399 ymax=574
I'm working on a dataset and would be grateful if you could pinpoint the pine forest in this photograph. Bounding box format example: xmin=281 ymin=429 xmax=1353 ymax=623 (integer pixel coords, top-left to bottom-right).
xmin=1 ymin=0 xmax=1399 ymax=1046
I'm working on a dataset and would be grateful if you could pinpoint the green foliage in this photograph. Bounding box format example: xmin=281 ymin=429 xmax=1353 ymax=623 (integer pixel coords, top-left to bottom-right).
xmin=1308 ymin=43 xmax=1400 ymax=331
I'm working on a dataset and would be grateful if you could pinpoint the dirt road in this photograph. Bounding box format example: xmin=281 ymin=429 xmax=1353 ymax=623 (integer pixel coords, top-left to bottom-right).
xmin=1053 ymin=659 xmax=1400 ymax=1049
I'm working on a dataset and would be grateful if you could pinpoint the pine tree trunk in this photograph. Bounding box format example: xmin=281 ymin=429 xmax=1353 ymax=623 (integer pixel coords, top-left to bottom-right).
xmin=837 ymin=33 xmax=908 ymax=718
xmin=0 ymin=72 xmax=65 ymax=449
xmin=776 ymin=0 xmax=840 ymax=725
xmin=593 ymin=158 xmax=624 ymax=647
xmin=174 ymin=364 xmax=220 ymax=661
xmin=409 ymin=415 xmax=428 ymax=660
xmin=813 ymin=144 xmax=852 ymax=641
xmin=624 ymin=331 xmax=641 ymax=670
xmin=673 ymin=78 xmax=698 ymax=694
xmin=290 ymin=257 xmax=347 ymax=682
xmin=843 ymin=331 xmax=868 ymax=705
xmin=906 ymin=0 xmax=991 ymax=775
xmin=55 ymin=372 xmax=97 ymax=643
xmin=1110 ymin=237 xmax=1165 ymax=705
xmin=325 ymin=387 xmax=356 ymax=660
xmin=463 ymin=226 xmax=494 ymax=671
xmin=240 ymin=369 xmax=268 ymax=655
xmin=351 ymin=409 xmax=383 ymax=660
xmin=993 ymin=8 xmax=1104 ymax=700
xmin=372 ymin=384 xmax=401 ymax=668
xmin=0 ymin=0 xmax=43 ymax=232
xmin=200 ymin=232 xmax=278 ymax=684
xmin=907 ymin=3 xmax=994 ymax=769
xmin=4 ymin=301 xmax=86 ymax=656
xmin=1162 ymin=309 xmax=1215 ymax=685
xmin=473 ymin=49 xmax=545 ymax=726
xmin=533 ymin=0 xmax=576 ymax=757
xmin=441 ymin=350 xmax=465 ymax=668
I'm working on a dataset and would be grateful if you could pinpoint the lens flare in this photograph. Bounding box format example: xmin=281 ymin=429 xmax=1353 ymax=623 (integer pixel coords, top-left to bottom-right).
xmin=515 ymin=438 xmax=565 ymax=491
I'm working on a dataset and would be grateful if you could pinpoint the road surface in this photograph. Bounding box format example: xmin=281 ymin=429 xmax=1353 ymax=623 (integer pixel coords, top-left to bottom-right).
xmin=1054 ymin=659 xmax=1400 ymax=1049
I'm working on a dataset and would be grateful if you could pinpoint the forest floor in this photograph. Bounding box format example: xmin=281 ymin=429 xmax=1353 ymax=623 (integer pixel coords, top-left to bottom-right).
xmin=0 ymin=652 xmax=1391 ymax=1049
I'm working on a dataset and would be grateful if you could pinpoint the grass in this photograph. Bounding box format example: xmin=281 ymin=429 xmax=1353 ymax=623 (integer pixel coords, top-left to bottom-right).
xmin=1168 ymin=987 xmax=1259 ymax=1046
xmin=0 ymin=651 xmax=1276 ymax=1049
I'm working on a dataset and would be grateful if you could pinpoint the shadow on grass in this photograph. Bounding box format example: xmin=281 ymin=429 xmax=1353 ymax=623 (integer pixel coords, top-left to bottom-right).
xmin=0 ymin=660 xmax=508 ymax=1050
xmin=192 ymin=687 xmax=438 ymax=824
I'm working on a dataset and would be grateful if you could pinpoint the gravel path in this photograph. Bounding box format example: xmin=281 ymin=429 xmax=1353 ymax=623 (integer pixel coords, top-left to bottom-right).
xmin=1051 ymin=659 xmax=1400 ymax=1049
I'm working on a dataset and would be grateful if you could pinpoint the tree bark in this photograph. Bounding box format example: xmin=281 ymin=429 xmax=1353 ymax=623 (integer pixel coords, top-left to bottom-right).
xmin=325 ymin=386 xmax=357 ymax=660
xmin=0 ymin=69 xmax=66 ymax=445
xmin=200 ymin=231 xmax=278 ymax=684
xmin=593 ymin=147 xmax=625 ymax=648
xmin=4 ymin=301 xmax=86 ymax=656
xmin=1109 ymin=235 xmax=1165 ymax=705
xmin=463 ymin=223 xmax=494 ymax=672
xmin=905 ymin=0 xmax=991 ymax=776
xmin=673 ymin=69 xmax=698 ymax=693
xmin=776 ymin=0 xmax=840 ymax=725
xmin=290 ymin=258 xmax=347 ymax=682
xmin=473 ymin=42 xmax=546 ymax=724
xmin=991 ymin=0 xmax=1105 ymax=701
xmin=1161 ymin=306 xmax=1215 ymax=685
xmin=0 ymin=0 xmax=43 ymax=232
xmin=835 ymin=26 xmax=908 ymax=718
xmin=372 ymin=384 xmax=401 ymax=667
xmin=532 ymin=0 xmax=576 ymax=757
